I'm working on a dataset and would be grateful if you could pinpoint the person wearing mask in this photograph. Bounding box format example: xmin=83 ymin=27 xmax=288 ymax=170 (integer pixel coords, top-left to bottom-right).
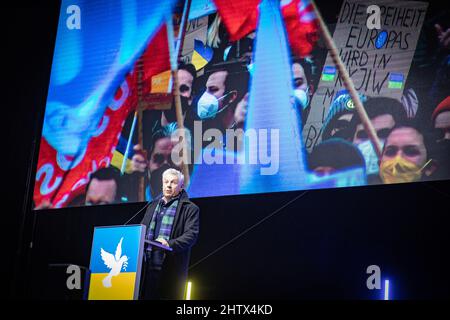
xmin=349 ymin=97 xmax=408 ymax=183
xmin=194 ymin=62 xmax=249 ymax=134
xmin=292 ymin=58 xmax=314 ymax=112
xmin=379 ymin=124 xmax=438 ymax=184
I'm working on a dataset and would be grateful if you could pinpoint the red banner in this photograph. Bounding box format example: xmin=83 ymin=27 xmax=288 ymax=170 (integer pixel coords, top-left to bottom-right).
xmin=33 ymin=73 xmax=136 ymax=208
xmin=33 ymin=24 xmax=171 ymax=209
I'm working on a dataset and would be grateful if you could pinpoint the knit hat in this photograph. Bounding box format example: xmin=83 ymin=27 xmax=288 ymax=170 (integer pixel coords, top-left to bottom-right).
xmin=432 ymin=96 xmax=450 ymax=122
xmin=322 ymin=91 xmax=367 ymax=141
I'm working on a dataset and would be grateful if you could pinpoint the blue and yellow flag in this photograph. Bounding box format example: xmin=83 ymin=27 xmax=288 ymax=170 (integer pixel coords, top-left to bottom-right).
xmin=388 ymin=73 xmax=404 ymax=89
xmin=191 ymin=39 xmax=214 ymax=71
xmin=111 ymin=135 xmax=135 ymax=174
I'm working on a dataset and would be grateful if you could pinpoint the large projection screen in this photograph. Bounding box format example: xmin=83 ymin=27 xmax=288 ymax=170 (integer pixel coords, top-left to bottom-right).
xmin=33 ymin=0 xmax=450 ymax=209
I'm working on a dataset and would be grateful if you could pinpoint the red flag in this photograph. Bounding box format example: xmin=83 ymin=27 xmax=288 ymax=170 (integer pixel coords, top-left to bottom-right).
xmin=214 ymin=0 xmax=318 ymax=57
xmin=281 ymin=0 xmax=319 ymax=58
xmin=141 ymin=24 xmax=171 ymax=88
xmin=140 ymin=24 xmax=173 ymax=109
xmin=213 ymin=0 xmax=260 ymax=42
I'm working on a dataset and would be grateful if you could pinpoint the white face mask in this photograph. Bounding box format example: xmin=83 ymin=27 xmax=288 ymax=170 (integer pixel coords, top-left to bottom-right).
xmin=197 ymin=91 xmax=232 ymax=120
xmin=293 ymin=88 xmax=309 ymax=110
xmin=357 ymin=139 xmax=385 ymax=175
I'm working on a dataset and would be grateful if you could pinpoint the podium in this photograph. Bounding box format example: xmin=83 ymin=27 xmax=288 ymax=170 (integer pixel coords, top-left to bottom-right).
xmin=87 ymin=224 xmax=172 ymax=300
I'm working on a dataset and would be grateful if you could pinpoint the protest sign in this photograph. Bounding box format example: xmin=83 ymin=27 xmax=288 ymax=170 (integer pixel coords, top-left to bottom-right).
xmin=303 ymin=0 xmax=428 ymax=151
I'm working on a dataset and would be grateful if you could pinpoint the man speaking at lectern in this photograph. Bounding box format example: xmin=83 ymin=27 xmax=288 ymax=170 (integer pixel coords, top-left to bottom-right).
xmin=140 ymin=168 xmax=200 ymax=300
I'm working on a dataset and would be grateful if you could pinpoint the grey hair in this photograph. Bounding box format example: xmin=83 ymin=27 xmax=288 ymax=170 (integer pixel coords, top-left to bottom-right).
xmin=162 ymin=168 xmax=184 ymax=187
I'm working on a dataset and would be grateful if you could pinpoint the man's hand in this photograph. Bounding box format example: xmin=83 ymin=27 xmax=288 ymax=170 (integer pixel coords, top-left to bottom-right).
xmin=130 ymin=144 xmax=148 ymax=173
xmin=155 ymin=238 xmax=170 ymax=247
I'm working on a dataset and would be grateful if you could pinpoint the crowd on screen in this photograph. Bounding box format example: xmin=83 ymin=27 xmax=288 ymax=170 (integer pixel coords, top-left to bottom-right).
xmin=41 ymin=8 xmax=449 ymax=208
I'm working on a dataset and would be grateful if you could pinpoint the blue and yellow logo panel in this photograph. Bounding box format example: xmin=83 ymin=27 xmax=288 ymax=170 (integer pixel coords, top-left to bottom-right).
xmin=88 ymin=225 xmax=146 ymax=300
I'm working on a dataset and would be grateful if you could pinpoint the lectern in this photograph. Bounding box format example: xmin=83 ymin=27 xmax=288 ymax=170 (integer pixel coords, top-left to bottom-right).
xmin=87 ymin=224 xmax=171 ymax=300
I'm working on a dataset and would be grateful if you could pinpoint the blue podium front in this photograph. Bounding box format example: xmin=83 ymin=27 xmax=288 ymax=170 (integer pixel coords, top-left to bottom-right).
xmin=88 ymin=224 xmax=146 ymax=300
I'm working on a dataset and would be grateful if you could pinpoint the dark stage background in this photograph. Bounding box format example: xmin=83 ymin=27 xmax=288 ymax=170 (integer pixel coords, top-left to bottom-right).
xmin=6 ymin=1 xmax=450 ymax=299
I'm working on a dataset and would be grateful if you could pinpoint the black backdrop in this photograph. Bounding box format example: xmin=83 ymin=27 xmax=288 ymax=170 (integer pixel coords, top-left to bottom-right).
xmin=6 ymin=1 xmax=450 ymax=299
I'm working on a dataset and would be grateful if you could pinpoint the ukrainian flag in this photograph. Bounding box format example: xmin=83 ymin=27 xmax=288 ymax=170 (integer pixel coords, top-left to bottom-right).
xmin=111 ymin=135 xmax=134 ymax=174
xmin=88 ymin=225 xmax=145 ymax=300
xmin=322 ymin=66 xmax=337 ymax=82
xmin=191 ymin=39 xmax=213 ymax=71
xmin=388 ymin=73 xmax=404 ymax=89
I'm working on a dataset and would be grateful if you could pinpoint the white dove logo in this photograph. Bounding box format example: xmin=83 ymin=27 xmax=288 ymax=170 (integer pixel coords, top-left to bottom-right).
xmin=100 ymin=237 xmax=129 ymax=288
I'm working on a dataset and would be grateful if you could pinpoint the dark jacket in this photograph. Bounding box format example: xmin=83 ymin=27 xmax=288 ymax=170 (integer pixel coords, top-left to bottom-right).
xmin=140 ymin=189 xmax=199 ymax=298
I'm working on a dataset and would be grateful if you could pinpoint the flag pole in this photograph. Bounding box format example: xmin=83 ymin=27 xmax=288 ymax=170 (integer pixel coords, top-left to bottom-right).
xmin=175 ymin=0 xmax=191 ymax=56
xmin=166 ymin=0 xmax=192 ymax=187
xmin=310 ymin=0 xmax=383 ymax=157
xmin=120 ymin=111 xmax=137 ymax=175
xmin=137 ymin=57 xmax=146 ymax=202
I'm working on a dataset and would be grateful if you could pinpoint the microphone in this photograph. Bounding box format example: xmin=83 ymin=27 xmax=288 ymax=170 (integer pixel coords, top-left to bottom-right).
xmin=123 ymin=190 xmax=164 ymax=225
xmin=123 ymin=199 xmax=154 ymax=225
